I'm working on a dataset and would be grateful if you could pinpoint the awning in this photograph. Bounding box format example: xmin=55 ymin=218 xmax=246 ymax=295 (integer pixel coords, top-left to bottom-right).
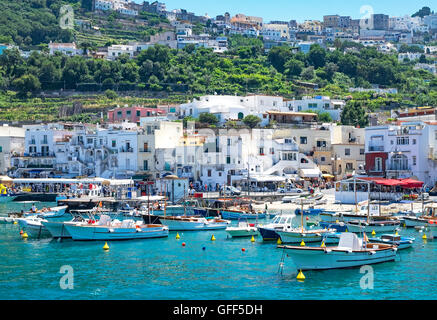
xmin=249 ymin=175 xmax=286 ymax=182
xmin=399 ymin=178 xmax=424 ymax=188
xmin=298 ymin=168 xmax=321 ymax=178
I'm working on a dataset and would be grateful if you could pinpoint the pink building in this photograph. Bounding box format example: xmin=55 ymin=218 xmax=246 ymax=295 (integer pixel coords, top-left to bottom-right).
xmin=107 ymin=106 xmax=167 ymax=123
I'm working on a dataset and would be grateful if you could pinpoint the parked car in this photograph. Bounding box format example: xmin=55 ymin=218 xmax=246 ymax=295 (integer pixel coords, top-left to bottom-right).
xmin=277 ymin=187 xmax=303 ymax=194
xmin=221 ymin=186 xmax=242 ymax=196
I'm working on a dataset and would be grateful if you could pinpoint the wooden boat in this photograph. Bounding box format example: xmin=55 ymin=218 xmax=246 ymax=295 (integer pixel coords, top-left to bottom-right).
xmin=279 ymin=232 xmax=398 ymax=270
xmin=345 ymin=219 xmax=400 ymax=233
xmin=150 ymin=215 xmax=230 ymax=231
xmin=63 ymin=215 xmax=169 ymax=241
xmin=276 ymin=227 xmax=336 ymax=244
xmin=368 ymin=234 xmax=415 ymax=250
xmin=221 ymin=207 xmax=266 ymax=220
xmin=226 ymin=219 xmax=259 ymax=238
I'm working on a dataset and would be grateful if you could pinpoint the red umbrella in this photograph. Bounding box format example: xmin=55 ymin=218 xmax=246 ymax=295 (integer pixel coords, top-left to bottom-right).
xmin=400 ymin=178 xmax=424 ymax=188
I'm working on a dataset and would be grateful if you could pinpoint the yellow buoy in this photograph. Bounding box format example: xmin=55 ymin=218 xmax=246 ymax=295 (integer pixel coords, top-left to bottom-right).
xmin=321 ymin=241 xmax=325 ymax=248
xmin=300 ymin=240 xmax=306 ymax=246
xmin=13 ymin=221 xmax=17 ymax=225
xmin=335 ymin=220 xmax=339 ymax=223
xmin=395 ymin=231 xmax=399 ymax=236
xmin=176 ymin=233 xmax=180 ymax=240
xmin=103 ymin=242 xmax=109 ymax=250
xmin=422 ymin=234 xmax=427 ymax=240
xmin=211 ymin=234 xmax=216 ymax=241
xmin=403 ymin=223 xmax=406 ymax=228
xmin=371 ymin=230 xmax=376 ymax=236
xmin=296 ymin=270 xmax=305 ymax=281
xmin=345 ymin=228 xmax=348 ymax=233
xmin=21 ymin=232 xmax=28 ymax=239
xmin=277 ymin=238 xmax=282 ymax=245
xmin=250 ymin=235 xmax=255 ymax=242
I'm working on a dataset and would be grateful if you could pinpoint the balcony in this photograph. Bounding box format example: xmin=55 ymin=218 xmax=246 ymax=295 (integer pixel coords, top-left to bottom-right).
xmin=314 ymin=146 xmax=330 ymax=152
xmin=139 ymin=148 xmax=150 ymax=153
xmin=41 ymin=140 xmax=49 ymax=145
xmin=388 ymin=129 xmax=422 ymax=136
xmin=368 ymin=145 xmax=384 ymax=152
xmin=120 ymin=147 xmax=134 ymax=153
xmin=26 ymin=164 xmax=54 ymax=169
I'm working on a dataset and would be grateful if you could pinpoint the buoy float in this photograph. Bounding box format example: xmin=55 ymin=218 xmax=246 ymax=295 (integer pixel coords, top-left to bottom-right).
xmin=182 ymin=242 xmax=186 ymax=247
xmin=422 ymin=234 xmax=427 ymax=240
xmin=176 ymin=233 xmax=180 ymax=240
xmin=371 ymin=230 xmax=376 ymax=236
xmin=241 ymin=248 xmax=246 ymax=252
xmin=21 ymin=232 xmax=28 ymax=239
xmin=300 ymin=240 xmax=305 ymax=246
xmin=345 ymin=228 xmax=348 ymax=232
xmin=321 ymin=241 xmax=325 ymax=248
xmin=403 ymin=223 xmax=406 ymax=228
xmin=250 ymin=235 xmax=255 ymax=242
xmin=19 ymin=230 xmax=23 ymax=235
xmin=103 ymin=242 xmax=109 ymax=250
xmin=306 ymin=217 xmax=309 ymax=221
xmin=296 ymin=270 xmax=305 ymax=281
xmin=277 ymin=238 xmax=282 ymax=245
xmin=202 ymin=246 xmax=206 ymax=251
xmin=395 ymin=231 xmax=399 ymax=236
xmin=211 ymin=234 xmax=216 ymax=241
xmin=13 ymin=221 xmax=17 ymax=225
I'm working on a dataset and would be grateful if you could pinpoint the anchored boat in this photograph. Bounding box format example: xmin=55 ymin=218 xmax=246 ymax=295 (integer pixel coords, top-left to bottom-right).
xmin=368 ymin=234 xmax=415 ymax=250
xmin=226 ymin=219 xmax=259 ymax=238
xmin=257 ymin=214 xmax=295 ymax=241
xmin=279 ymin=232 xmax=398 ymax=270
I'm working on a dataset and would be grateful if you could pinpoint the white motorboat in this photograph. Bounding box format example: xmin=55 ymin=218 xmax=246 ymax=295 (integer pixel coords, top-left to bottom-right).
xmin=226 ymin=220 xmax=259 ymax=238
xmin=155 ymin=215 xmax=230 ymax=231
xmin=17 ymin=217 xmax=52 ymax=238
xmin=63 ymin=215 xmax=169 ymax=241
xmin=257 ymin=214 xmax=295 ymax=241
xmin=279 ymin=232 xmax=398 ymax=270
xmin=276 ymin=226 xmax=336 ymax=244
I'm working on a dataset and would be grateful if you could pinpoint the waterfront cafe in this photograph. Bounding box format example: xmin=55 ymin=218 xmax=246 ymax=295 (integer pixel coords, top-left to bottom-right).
xmin=335 ymin=176 xmax=424 ymax=204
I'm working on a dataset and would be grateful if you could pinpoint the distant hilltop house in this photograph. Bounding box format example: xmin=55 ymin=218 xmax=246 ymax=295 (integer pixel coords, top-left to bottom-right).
xmin=107 ymin=106 xmax=167 ymax=124
xmin=48 ymin=42 xmax=82 ymax=56
xmin=94 ymin=0 xmax=138 ymax=16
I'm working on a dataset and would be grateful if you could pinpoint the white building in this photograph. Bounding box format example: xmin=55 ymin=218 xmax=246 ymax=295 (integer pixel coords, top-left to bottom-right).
xmin=0 ymin=125 xmax=25 ymax=175
xmin=180 ymin=95 xmax=287 ymax=126
xmin=48 ymin=42 xmax=81 ymax=56
xmin=285 ymin=96 xmax=345 ymax=121
xmin=364 ymin=121 xmax=437 ymax=187
xmin=398 ymin=52 xmax=423 ymax=62
xmin=107 ymin=44 xmax=136 ymax=60
xmin=424 ymin=14 xmax=437 ymax=31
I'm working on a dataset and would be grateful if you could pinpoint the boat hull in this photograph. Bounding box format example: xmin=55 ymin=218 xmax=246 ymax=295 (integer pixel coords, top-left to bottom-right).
xmin=64 ymin=224 xmax=169 ymax=241
xmin=41 ymin=221 xmax=72 ymax=238
xmin=400 ymin=216 xmax=429 ymax=227
xmin=276 ymin=230 xmax=325 ymax=244
xmin=345 ymin=222 xmax=400 ymax=233
xmin=17 ymin=219 xmax=52 ymax=238
xmin=226 ymin=227 xmax=258 ymax=238
xmin=282 ymin=247 xmax=397 ymax=270
xmin=221 ymin=210 xmax=266 ymax=220
xmin=258 ymin=226 xmax=282 ymax=241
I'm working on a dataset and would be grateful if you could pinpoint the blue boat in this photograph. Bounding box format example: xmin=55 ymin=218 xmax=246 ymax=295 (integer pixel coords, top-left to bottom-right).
xmin=319 ymin=221 xmax=348 ymax=232
xmin=257 ymin=214 xmax=294 ymax=241
xmin=368 ymin=234 xmax=415 ymax=250
xmin=221 ymin=209 xmax=266 ymax=220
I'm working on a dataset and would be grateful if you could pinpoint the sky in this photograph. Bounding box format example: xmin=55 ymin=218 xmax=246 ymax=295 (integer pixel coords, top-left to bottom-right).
xmin=143 ymin=0 xmax=434 ymax=22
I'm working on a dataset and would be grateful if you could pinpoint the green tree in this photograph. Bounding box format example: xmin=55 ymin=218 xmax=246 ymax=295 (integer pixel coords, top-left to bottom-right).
xmin=12 ymin=74 xmax=41 ymax=96
xmin=243 ymin=115 xmax=261 ymax=128
xmin=199 ymin=113 xmax=218 ymax=125
xmin=307 ymin=44 xmax=326 ymax=69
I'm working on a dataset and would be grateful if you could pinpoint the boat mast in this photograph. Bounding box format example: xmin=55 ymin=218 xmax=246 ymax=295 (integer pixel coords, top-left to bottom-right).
xmin=147 ymin=183 xmax=151 ymax=224
xmin=164 ymin=183 xmax=167 ymax=218
xmin=184 ymin=188 xmax=186 ymax=217
xmin=367 ymin=182 xmax=370 ymax=224
xmin=301 ymin=198 xmax=304 ymax=233
xmin=354 ymin=176 xmax=358 ymax=213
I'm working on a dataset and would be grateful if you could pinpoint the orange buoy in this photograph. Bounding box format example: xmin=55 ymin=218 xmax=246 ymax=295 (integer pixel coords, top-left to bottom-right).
xmin=19 ymin=230 xmax=23 ymax=235
xmin=241 ymin=248 xmax=246 ymax=252
xmin=182 ymin=242 xmax=186 ymax=247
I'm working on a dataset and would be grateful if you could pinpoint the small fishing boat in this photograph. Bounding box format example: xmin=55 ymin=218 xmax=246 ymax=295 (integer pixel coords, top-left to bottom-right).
xmin=155 ymin=215 xmax=230 ymax=231
xmin=220 ymin=207 xmax=266 ymax=220
xmin=17 ymin=216 xmax=52 ymax=238
xmin=368 ymin=234 xmax=415 ymax=250
xmin=279 ymin=232 xmax=398 ymax=270
xmin=226 ymin=219 xmax=259 ymax=238
xmin=399 ymin=203 xmax=437 ymax=227
xmin=276 ymin=226 xmax=336 ymax=244
xmin=63 ymin=215 xmax=169 ymax=241
xmin=319 ymin=221 xmax=348 ymax=232
xmin=257 ymin=214 xmax=295 ymax=241
xmin=345 ymin=219 xmax=401 ymax=234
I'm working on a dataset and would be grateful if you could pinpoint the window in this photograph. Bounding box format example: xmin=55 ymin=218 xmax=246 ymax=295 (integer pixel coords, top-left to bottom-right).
xmin=136 ymin=110 xmax=141 ymax=117
xmin=208 ymin=170 xmax=212 ymax=177
xmin=346 ymin=163 xmax=354 ymax=170
xmin=321 ymin=156 xmax=326 ymax=162
xmin=112 ymin=140 xmax=116 ymax=148
xmin=412 ymin=139 xmax=416 ymax=145
xmin=143 ymin=160 xmax=148 ymax=171
xmin=300 ymin=137 xmax=307 ymax=144
xmin=397 ymin=137 xmax=409 ymax=145
xmin=227 ymin=138 xmax=231 ymax=146
xmin=360 ymin=148 xmax=365 ymax=155
xmin=117 ymin=111 xmax=122 ymax=117
xmin=226 ymin=156 xmax=231 ymax=164
xmin=413 ymin=156 xmax=416 ymax=166
xmin=345 ymin=148 xmax=350 ymax=156
xmin=316 ymin=140 xmax=326 ymax=148
xmin=126 ymin=110 xmax=131 ymax=116
xmin=259 ymin=147 xmax=264 ymax=155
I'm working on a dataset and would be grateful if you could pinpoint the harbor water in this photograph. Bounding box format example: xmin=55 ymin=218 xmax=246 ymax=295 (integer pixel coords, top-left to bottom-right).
xmin=0 ymin=202 xmax=436 ymax=300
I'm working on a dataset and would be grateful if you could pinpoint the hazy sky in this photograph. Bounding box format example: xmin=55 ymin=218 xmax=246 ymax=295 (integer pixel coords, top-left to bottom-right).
xmin=142 ymin=0 xmax=434 ymax=22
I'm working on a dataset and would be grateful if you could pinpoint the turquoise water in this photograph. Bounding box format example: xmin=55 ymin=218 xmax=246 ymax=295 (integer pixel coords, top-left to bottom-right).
xmin=0 ymin=202 xmax=436 ymax=300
